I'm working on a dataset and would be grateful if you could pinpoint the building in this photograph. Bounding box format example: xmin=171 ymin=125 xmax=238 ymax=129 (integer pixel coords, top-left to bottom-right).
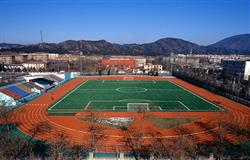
xmin=0 ymin=55 xmax=16 ymax=64
xmin=102 ymin=56 xmax=136 ymax=69
xmin=144 ymin=63 xmax=163 ymax=71
xmin=22 ymin=62 xmax=47 ymax=71
xmin=5 ymin=64 xmax=24 ymax=71
xmin=0 ymin=82 xmax=43 ymax=106
xmin=222 ymin=60 xmax=250 ymax=81
xmin=135 ymin=57 xmax=146 ymax=67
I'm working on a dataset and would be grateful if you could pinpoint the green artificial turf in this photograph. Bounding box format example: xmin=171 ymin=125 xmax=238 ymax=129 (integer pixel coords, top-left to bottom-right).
xmin=48 ymin=80 xmax=224 ymax=113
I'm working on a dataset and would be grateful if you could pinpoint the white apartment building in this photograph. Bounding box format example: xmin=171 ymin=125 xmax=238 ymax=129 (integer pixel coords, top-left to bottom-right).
xmin=144 ymin=63 xmax=163 ymax=71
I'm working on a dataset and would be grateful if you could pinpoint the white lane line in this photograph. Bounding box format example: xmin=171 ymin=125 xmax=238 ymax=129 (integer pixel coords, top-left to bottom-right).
xmin=48 ymin=80 xmax=89 ymax=111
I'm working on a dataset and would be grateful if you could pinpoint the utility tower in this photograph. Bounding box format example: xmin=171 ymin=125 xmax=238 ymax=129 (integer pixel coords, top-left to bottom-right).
xmin=40 ymin=30 xmax=44 ymax=43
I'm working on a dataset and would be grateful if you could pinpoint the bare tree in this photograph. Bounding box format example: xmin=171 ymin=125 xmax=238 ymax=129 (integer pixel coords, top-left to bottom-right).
xmin=50 ymin=133 xmax=70 ymax=160
xmin=123 ymin=125 xmax=153 ymax=160
xmin=14 ymin=121 xmax=51 ymax=159
xmin=83 ymin=107 xmax=106 ymax=152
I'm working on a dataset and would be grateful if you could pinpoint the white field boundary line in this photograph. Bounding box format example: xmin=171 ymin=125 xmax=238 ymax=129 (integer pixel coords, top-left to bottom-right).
xmin=84 ymin=100 xmax=92 ymax=110
xmin=119 ymin=99 xmax=152 ymax=102
xmin=88 ymin=100 xmax=182 ymax=102
xmin=178 ymin=101 xmax=190 ymax=111
xmin=48 ymin=80 xmax=89 ymax=111
xmin=76 ymin=88 xmax=182 ymax=91
xmin=168 ymin=80 xmax=224 ymax=111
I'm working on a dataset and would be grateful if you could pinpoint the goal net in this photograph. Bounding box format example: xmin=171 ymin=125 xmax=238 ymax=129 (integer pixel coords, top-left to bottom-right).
xmin=127 ymin=103 xmax=149 ymax=111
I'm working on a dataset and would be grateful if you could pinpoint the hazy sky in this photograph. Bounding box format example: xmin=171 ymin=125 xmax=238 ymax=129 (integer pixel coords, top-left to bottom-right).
xmin=0 ymin=0 xmax=249 ymax=45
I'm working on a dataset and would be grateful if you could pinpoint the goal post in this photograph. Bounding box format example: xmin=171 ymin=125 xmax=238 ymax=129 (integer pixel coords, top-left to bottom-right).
xmin=127 ymin=103 xmax=149 ymax=111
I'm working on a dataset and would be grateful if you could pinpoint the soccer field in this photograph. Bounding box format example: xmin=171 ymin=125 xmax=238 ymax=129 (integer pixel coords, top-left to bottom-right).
xmin=48 ymin=80 xmax=224 ymax=112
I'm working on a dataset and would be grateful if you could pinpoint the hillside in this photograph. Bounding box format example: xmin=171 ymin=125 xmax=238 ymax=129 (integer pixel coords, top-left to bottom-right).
xmin=1 ymin=34 xmax=250 ymax=55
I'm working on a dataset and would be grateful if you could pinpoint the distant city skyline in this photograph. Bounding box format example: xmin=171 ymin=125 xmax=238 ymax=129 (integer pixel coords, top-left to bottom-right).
xmin=0 ymin=0 xmax=249 ymax=45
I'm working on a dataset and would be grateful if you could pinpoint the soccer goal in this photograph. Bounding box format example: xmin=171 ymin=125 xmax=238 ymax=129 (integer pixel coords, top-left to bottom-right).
xmin=123 ymin=77 xmax=134 ymax=80
xmin=127 ymin=103 xmax=149 ymax=111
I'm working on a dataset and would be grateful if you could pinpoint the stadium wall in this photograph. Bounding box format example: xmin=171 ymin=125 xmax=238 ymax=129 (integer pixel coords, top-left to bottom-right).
xmin=0 ymin=92 xmax=16 ymax=106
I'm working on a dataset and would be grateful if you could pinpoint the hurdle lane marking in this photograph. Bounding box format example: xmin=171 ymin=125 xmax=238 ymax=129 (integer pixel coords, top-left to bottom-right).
xmin=48 ymin=80 xmax=89 ymax=111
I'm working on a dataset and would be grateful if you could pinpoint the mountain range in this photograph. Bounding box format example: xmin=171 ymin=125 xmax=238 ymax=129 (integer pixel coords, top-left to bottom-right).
xmin=0 ymin=34 xmax=249 ymax=55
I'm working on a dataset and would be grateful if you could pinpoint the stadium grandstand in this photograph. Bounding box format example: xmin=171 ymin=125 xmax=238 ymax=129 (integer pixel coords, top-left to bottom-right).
xmin=0 ymin=82 xmax=43 ymax=106
xmin=0 ymin=74 xmax=66 ymax=107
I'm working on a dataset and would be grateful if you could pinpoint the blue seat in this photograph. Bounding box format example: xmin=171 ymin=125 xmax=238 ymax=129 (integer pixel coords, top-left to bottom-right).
xmin=8 ymin=86 xmax=30 ymax=97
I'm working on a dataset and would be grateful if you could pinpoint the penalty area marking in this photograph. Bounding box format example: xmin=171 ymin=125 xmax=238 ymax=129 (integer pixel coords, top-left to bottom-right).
xmin=84 ymin=100 xmax=186 ymax=111
xmin=48 ymin=80 xmax=89 ymax=111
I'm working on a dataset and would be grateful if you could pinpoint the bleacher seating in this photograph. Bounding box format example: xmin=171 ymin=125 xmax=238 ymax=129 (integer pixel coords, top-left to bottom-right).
xmin=0 ymin=80 xmax=45 ymax=103
xmin=28 ymin=81 xmax=43 ymax=90
xmin=43 ymin=74 xmax=64 ymax=83
xmin=16 ymin=84 xmax=33 ymax=93
xmin=23 ymin=83 xmax=36 ymax=90
xmin=0 ymin=88 xmax=22 ymax=100
xmin=0 ymin=74 xmax=65 ymax=106
xmin=48 ymin=74 xmax=63 ymax=82
xmin=8 ymin=86 xmax=30 ymax=97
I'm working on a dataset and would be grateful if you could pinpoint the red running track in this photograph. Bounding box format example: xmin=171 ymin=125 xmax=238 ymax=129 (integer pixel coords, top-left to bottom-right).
xmin=3 ymin=76 xmax=250 ymax=152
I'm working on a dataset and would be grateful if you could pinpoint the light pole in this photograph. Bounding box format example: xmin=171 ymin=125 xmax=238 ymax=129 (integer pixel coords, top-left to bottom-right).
xmin=80 ymin=51 xmax=83 ymax=75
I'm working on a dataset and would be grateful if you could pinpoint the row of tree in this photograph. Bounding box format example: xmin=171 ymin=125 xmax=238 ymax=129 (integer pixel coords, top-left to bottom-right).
xmin=172 ymin=64 xmax=250 ymax=106
xmin=0 ymin=104 xmax=249 ymax=159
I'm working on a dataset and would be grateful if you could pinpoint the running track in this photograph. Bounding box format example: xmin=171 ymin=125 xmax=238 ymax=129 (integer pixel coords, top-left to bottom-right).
xmin=4 ymin=76 xmax=250 ymax=152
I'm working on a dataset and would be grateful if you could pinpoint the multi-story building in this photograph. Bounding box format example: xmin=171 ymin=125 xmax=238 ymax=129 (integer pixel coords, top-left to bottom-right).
xmin=0 ymin=55 xmax=16 ymax=64
xmin=135 ymin=57 xmax=146 ymax=67
xmin=102 ymin=56 xmax=136 ymax=69
xmin=144 ymin=63 xmax=163 ymax=71
xmin=22 ymin=61 xmax=47 ymax=71
xmin=222 ymin=60 xmax=250 ymax=81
